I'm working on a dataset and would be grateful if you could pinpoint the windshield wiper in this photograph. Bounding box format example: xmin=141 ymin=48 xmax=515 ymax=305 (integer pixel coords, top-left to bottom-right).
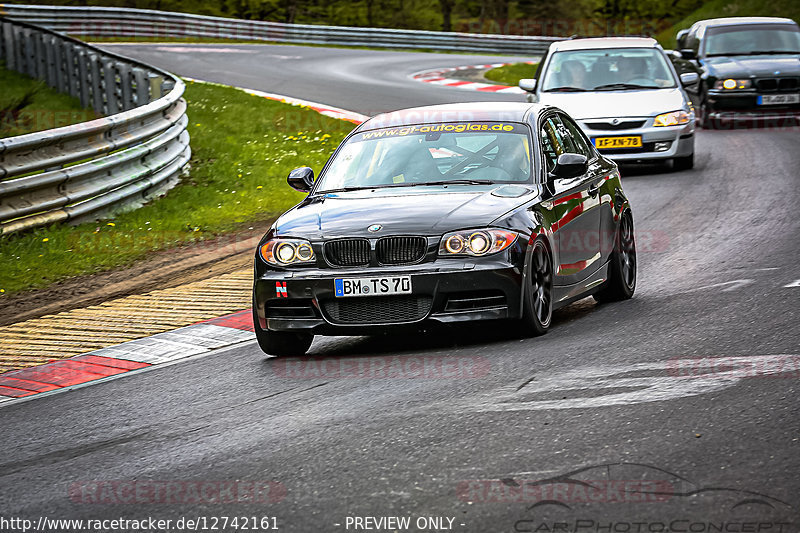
xmin=388 ymin=179 xmax=496 ymax=187
xmin=316 ymin=186 xmax=376 ymax=193
xmin=593 ymin=83 xmax=661 ymax=90
xmin=543 ymin=86 xmax=588 ymax=92
xmin=318 ymin=180 xmax=495 ymax=193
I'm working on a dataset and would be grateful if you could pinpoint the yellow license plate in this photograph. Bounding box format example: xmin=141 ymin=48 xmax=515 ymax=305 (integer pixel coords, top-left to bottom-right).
xmin=594 ymin=136 xmax=643 ymax=149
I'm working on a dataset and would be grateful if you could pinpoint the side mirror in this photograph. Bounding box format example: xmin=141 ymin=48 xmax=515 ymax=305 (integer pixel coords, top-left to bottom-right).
xmin=287 ymin=167 xmax=315 ymax=192
xmin=552 ymin=153 xmax=588 ymax=180
xmin=679 ymin=49 xmax=696 ymax=60
xmin=676 ymin=29 xmax=689 ymax=49
xmin=518 ymin=78 xmax=537 ymax=93
xmin=680 ymin=72 xmax=699 ymax=86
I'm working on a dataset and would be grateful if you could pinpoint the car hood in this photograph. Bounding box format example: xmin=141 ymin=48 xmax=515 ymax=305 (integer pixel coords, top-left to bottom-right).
xmin=539 ymin=88 xmax=688 ymax=119
xmin=703 ymin=54 xmax=800 ymax=78
xmin=274 ymin=185 xmax=539 ymax=239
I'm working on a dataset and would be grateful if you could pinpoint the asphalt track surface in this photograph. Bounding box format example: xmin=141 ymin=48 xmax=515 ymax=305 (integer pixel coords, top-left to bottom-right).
xmin=1 ymin=44 xmax=799 ymax=531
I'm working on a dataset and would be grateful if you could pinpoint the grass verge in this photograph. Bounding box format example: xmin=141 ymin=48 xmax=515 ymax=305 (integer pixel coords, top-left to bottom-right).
xmin=0 ymin=64 xmax=97 ymax=138
xmin=483 ymin=62 xmax=538 ymax=87
xmin=0 ymin=80 xmax=354 ymax=296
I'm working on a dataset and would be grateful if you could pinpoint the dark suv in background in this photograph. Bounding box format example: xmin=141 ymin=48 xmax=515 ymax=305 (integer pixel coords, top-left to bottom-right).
xmin=673 ymin=17 xmax=800 ymax=127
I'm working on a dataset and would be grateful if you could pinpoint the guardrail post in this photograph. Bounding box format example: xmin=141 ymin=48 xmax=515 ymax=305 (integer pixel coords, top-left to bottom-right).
xmin=47 ymin=35 xmax=60 ymax=89
xmin=21 ymin=27 xmax=35 ymax=77
xmin=88 ymin=52 xmax=104 ymax=114
xmin=149 ymin=74 xmax=163 ymax=100
xmin=63 ymin=42 xmax=78 ymax=100
xmin=76 ymin=47 xmax=90 ymax=108
xmin=132 ymin=67 xmax=149 ymax=106
xmin=118 ymin=62 xmax=134 ymax=111
xmin=103 ymin=60 xmax=121 ymax=114
xmin=1 ymin=22 xmax=14 ymax=69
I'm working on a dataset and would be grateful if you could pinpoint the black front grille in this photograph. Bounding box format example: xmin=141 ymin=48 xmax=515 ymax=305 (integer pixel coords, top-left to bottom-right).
xmin=322 ymin=295 xmax=432 ymax=324
xmin=325 ymin=239 xmax=370 ymax=266
xmin=586 ymin=120 xmax=646 ymax=130
xmin=756 ymin=77 xmax=799 ymax=92
xmin=376 ymin=236 xmax=427 ymax=265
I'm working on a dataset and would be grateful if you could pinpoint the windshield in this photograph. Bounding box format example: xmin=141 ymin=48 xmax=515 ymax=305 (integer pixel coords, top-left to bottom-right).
xmin=541 ymin=48 xmax=678 ymax=91
xmin=315 ymin=122 xmax=532 ymax=192
xmin=704 ymin=24 xmax=800 ymax=56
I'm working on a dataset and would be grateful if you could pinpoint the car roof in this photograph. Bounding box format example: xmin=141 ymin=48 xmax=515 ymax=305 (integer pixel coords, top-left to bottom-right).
xmin=693 ymin=16 xmax=797 ymax=29
xmin=355 ymin=102 xmax=551 ymax=131
xmin=549 ymin=37 xmax=659 ymax=52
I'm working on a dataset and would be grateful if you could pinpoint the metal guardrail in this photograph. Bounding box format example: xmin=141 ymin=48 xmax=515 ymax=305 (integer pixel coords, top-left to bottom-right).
xmin=0 ymin=15 xmax=190 ymax=235
xmin=0 ymin=4 xmax=560 ymax=55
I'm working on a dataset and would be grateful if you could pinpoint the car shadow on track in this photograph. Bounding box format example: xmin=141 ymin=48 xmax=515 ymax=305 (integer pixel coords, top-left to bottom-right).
xmin=262 ymin=296 xmax=602 ymax=361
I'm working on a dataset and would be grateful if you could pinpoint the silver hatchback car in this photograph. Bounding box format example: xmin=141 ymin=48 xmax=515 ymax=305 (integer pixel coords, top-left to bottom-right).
xmin=519 ymin=37 xmax=698 ymax=170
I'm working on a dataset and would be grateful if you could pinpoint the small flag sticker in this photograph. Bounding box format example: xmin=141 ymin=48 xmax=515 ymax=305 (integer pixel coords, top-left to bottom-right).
xmin=276 ymin=281 xmax=288 ymax=297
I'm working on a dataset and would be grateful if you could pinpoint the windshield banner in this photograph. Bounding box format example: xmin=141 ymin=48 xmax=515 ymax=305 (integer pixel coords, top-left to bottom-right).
xmin=357 ymin=122 xmax=527 ymax=140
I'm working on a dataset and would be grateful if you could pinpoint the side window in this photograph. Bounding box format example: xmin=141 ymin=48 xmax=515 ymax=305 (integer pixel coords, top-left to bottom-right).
xmin=539 ymin=117 xmax=562 ymax=173
xmin=557 ymin=114 xmax=593 ymax=159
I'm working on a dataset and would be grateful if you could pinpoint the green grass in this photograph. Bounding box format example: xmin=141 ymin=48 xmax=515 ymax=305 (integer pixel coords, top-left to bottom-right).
xmin=0 ymin=65 xmax=97 ymax=138
xmin=656 ymin=0 xmax=800 ymax=48
xmin=483 ymin=62 xmax=539 ymax=87
xmin=0 ymin=80 xmax=354 ymax=296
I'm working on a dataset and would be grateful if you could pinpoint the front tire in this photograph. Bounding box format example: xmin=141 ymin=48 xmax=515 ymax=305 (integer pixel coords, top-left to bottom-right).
xmin=252 ymin=306 xmax=313 ymax=356
xmin=520 ymin=239 xmax=553 ymax=336
xmin=594 ymin=212 xmax=636 ymax=303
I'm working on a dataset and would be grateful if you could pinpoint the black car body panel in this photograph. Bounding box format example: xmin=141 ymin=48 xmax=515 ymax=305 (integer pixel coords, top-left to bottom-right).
xmin=253 ymin=103 xmax=631 ymax=342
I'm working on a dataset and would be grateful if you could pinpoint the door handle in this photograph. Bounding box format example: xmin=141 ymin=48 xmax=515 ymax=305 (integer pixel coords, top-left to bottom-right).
xmin=588 ymin=183 xmax=601 ymax=197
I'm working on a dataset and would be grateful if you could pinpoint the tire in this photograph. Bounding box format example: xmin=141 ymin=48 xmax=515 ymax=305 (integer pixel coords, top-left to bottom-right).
xmin=673 ymin=152 xmax=694 ymax=171
xmin=520 ymin=239 xmax=553 ymax=336
xmin=252 ymin=306 xmax=313 ymax=356
xmin=698 ymin=97 xmax=713 ymax=129
xmin=594 ymin=212 xmax=636 ymax=303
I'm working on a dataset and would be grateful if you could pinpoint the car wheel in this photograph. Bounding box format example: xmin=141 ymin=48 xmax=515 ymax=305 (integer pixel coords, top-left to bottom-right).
xmin=594 ymin=212 xmax=636 ymax=303
xmin=673 ymin=152 xmax=694 ymax=171
xmin=521 ymin=238 xmax=553 ymax=336
xmin=252 ymin=306 xmax=313 ymax=356
xmin=698 ymin=97 xmax=713 ymax=129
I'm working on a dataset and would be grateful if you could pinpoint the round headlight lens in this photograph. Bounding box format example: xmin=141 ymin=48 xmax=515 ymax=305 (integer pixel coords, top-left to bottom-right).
xmin=276 ymin=242 xmax=296 ymax=263
xmin=296 ymin=243 xmax=313 ymax=261
xmin=469 ymin=232 xmax=490 ymax=254
xmin=722 ymin=78 xmax=737 ymax=90
xmin=445 ymin=235 xmax=465 ymax=254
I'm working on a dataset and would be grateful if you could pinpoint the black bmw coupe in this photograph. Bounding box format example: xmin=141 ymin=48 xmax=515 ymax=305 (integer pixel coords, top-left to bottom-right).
xmin=252 ymin=103 xmax=636 ymax=356
xmin=674 ymin=17 xmax=800 ymax=127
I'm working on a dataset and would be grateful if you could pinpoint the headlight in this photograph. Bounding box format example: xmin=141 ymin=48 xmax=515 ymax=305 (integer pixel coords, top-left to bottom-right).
xmin=260 ymin=238 xmax=316 ymax=265
xmin=439 ymin=229 xmax=518 ymax=257
xmin=713 ymin=78 xmax=752 ymax=90
xmin=653 ymin=110 xmax=691 ymax=127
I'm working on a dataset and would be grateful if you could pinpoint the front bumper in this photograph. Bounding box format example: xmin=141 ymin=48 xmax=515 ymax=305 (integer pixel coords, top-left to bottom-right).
xmin=253 ymin=259 xmax=524 ymax=335
xmin=705 ymin=89 xmax=800 ymax=124
xmin=580 ymin=119 xmax=695 ymax=162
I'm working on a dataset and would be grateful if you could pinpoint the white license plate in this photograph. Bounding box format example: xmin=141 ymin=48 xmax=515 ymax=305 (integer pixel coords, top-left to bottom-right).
xmin=758 ymin=94 xmax=800 ymax=105
xmin=334 ymin=276 xmax=412 ymax=297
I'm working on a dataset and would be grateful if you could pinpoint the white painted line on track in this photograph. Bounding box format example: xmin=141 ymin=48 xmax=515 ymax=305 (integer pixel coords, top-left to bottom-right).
xmin=456 ymin=354 xmax=800 ymax=412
